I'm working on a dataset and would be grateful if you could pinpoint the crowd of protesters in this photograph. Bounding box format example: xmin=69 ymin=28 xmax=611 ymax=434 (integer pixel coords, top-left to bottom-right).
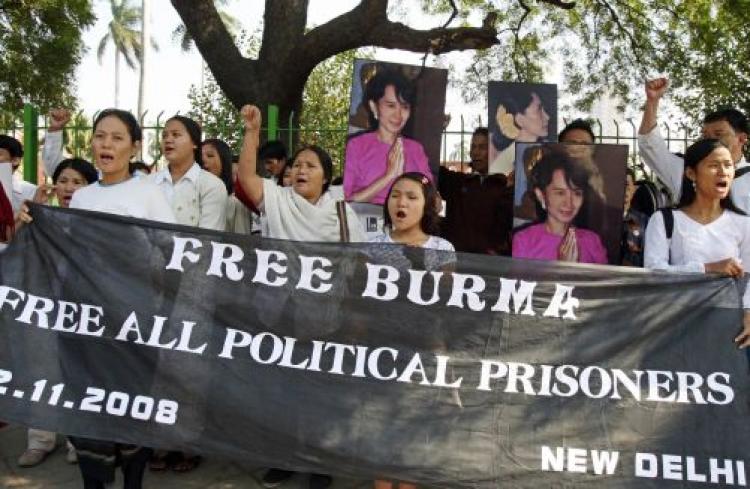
xmin=1 ymin=76 xmax=750 ymax=489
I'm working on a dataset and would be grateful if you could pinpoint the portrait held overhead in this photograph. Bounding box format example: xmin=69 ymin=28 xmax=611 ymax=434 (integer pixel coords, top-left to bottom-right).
xmin=488 ymin=81 xmax=558 ymax=177
xmin=344 ymin=60 xmax=447 ymax=208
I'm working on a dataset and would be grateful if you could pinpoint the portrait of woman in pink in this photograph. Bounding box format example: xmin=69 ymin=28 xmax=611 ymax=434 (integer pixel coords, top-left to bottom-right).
xmin=344 ymin=68 xmax=433 ymax=205
xmin=512 ymin=147 xmax=608 ymax=264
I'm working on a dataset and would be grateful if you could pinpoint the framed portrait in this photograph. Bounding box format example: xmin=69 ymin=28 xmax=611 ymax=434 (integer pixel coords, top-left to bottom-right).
xmin=343 ymin=59 xmax=447 ymax=210
xmin=488 ymin=81 xmax=557 ymax=176
xmin=512 ymin=142 xmax=629 ymax=265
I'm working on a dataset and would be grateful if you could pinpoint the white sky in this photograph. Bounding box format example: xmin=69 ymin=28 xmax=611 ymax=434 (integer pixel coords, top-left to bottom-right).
xmin=75 ymin=1 xmax=492 ymax=133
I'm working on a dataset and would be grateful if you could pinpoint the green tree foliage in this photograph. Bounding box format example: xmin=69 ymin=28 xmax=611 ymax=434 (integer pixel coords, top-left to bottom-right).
xmin=0 ymin=1 xmax=94 ymax=112
xmin=659 ymin=1 xmax=750 ymax=124
xmin=426 ymin=0 xmax=750 ymax=122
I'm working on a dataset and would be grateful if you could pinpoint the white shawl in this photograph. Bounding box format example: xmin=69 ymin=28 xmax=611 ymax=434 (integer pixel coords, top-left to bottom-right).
xmin=260 ymin=179 xmax=366 ymax=242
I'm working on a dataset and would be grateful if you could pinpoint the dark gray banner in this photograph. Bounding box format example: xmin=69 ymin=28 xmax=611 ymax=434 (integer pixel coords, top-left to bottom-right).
xmin=0 ymin=204 xmax=748 ymax=488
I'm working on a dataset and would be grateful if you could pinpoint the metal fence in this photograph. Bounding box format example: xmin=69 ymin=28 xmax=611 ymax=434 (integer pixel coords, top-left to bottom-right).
xmin=2 ymin=105 xmax=697 ymax=183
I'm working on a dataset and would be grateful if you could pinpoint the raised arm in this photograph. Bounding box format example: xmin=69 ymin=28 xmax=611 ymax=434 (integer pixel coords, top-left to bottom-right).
xmin=237 ymin=105 xmax=264 ymax=207
xmin=637 ymin=79 xmax=684 ymax=197
xmin=639 ymin=78 xmax=667 ymax=135
xmin=43 ymin=109 xmax=71 ymax=177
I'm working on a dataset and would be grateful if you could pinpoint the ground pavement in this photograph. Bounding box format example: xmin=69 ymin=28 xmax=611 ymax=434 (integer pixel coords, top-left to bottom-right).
xmin=0 ymin=424 xmax=368 ymax=489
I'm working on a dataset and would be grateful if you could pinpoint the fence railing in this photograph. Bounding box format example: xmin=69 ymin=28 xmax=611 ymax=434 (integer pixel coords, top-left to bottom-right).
xmin=2 ymin=105 xmax=697 ymax=184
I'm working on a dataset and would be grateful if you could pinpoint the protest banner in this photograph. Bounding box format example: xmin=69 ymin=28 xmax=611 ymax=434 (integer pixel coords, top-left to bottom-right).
xmin=1 ymin=205 xmax=748 ymax=488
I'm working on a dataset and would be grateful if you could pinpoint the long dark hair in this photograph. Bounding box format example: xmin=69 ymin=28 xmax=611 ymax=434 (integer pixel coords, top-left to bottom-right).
xmin=530 ymin=147 xmax=593 ymax=227
xmin=492 ymin=91 xmax=537 ymax=152
xmin=677 ymin=138 xmax=746 ymax=215
xmin=383 ymin=172 xmax=440 ymax=235
xmin=364 ymin=68 xmax=417 ymax=133
xmin=202 ymin=138 xmax=233 ymax=193
xmin=167 ymin=115 xmax=202 ymax=165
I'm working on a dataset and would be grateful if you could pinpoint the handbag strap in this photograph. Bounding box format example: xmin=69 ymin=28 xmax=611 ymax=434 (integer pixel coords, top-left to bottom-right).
xmin=336 ymin=201 xmax=350 ymax=243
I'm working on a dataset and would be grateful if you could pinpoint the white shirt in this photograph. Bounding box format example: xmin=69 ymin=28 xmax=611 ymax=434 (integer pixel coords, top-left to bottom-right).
xmin=42 ymin=130 xmax=64 ymax=178
xmin=260 ymin=179 xmax=366 ymax=242
xmin=150 ymin=163 xmax=227 ymax=230
xmin=644 ymin=209 xmax=750 ymax=308
xmin=11 ymin=173 xmax=37 ymax=213
xmin=637 ymin=126 xmax=750 ymax=212
xmin=70 ymin=177 xmax=176 ymax=224
xmin=368 ymin=231 xmax=456 ymax=271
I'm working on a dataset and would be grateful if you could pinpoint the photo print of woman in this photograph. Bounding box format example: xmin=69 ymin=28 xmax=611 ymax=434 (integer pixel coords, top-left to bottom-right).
xmin=488 ymin=81 xmax=557 ymax=177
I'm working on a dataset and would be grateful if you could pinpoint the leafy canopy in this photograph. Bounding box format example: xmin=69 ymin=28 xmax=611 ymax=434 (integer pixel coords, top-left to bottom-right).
xmin=426 ymin=0 xmax=750 ymax=122
xmin=0 ymin=0 xmax=95 ymax=112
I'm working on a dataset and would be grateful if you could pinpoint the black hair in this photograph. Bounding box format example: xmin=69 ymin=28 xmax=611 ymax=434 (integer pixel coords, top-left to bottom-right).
xmin=52 ymin=158 xmax=98 ymax=184
xmin=364 ymin=69 xmax=417 ymax=131
xmin=167 ymin=115 xmax=202 ymax=165
xmin=276 ymin=158 xmax=294 ymax=187
xmin=383 ymin=172 xmax=440 ymax=236
xmin=259 ymin=140 xmax=288 ymax=161
xmin=202 ymin=138 xmax=234 ymax=193
xmin=558 ymin=119 xmax=595 ymax=143
xmin=473 ymin=127 xmax=489 ymax=138
xmin=677 ymin=138 xmax=745 ymax=215
xmin=703 ymin=109 xmax=749 ymax=135
xmin=93 ymin=108 xmax=142 ymax=143
xmin=0 ymin=135 xmax=23 ymax=158
xmin=129 ymin=160 xmax=151 ymax=175
xmin=530 ymin=147 xmax=593 ymax=227
xmin=492 ymin=91 xmax=537 ymax=152
xmin=291 ymin=145 xmax=333 ymax=193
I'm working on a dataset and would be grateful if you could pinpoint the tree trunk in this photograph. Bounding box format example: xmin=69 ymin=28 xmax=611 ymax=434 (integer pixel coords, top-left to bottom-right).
xmin=114 ymin=50 xmax=121 ymax=108
xmin=137 ymin=0 xmax=150 ymax=123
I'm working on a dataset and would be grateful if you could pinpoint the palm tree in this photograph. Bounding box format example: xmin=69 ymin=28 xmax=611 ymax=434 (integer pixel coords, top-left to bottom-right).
xmin=97 ymin=0 xmax=142 ymax=109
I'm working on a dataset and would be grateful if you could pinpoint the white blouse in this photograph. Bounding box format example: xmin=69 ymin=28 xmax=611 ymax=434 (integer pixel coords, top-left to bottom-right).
xmin=644 ymin=209 xmax=750 ymax=307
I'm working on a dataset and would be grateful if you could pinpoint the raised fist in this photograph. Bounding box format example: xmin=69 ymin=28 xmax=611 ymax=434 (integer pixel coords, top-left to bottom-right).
xmin=644 ymin=78 xmax=669 ymax=102
xmin=49 ymin=108 xmax=71 ymax=131
xmin=240 ymin=105 xmax=262 ymax=132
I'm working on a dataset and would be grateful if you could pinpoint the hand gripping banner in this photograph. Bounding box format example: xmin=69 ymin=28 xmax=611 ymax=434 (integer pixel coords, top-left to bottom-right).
xmin=1 ymin=204 xmax=749 ymax=488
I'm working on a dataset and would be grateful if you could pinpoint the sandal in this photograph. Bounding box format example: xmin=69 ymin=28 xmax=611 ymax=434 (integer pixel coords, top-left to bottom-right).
xmin=172 ymin=454 xmax=202 ymax=473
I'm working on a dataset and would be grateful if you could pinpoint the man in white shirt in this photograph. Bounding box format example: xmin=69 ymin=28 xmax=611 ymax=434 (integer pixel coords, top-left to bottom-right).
xmin=638 ymin=77 xmax=750 ymax=212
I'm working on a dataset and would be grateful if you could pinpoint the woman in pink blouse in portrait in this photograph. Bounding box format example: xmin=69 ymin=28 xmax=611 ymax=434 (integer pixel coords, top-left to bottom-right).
xmin=344 ymin=68 xmax=433 ymax=205
xmin=512 ymin=147 xmax=608 ymax=264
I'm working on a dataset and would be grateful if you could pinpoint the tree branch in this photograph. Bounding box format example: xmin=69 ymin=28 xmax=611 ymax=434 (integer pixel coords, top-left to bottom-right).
xmin=539 ymin=0 xmax=577 ymax=9
xmin=301 ymin=4 xmax=498 ymax=73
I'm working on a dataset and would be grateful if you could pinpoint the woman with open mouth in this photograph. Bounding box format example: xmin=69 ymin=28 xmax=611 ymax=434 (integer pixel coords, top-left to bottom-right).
xmin=153 ymin=116 xmax=227 ymax=231
xmin=644 ymin=138 xmax=750 ymax=348
xmin=368 ymin=172 xmax=455 ymax=489
xmin=370 ymin=172 xmax=454 ymax=266
xmin=235 ymin=104 xmax=365 ymax=489
xmin=19 ymin=108 xmax=175 ymax=489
